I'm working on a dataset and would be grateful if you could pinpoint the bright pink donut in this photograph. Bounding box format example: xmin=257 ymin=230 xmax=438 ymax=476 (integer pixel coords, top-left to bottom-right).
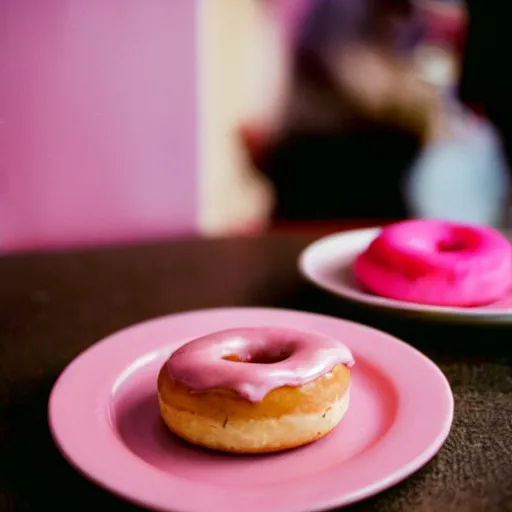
xmin=354 ymin=219 xmax=512 ymax=307
xmin=167 ymin=327 xmax=354 ymax=402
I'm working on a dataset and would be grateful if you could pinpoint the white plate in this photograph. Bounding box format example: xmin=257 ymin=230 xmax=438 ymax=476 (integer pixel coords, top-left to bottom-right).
xmin=299 ymin=228 xmax=512 ymax=323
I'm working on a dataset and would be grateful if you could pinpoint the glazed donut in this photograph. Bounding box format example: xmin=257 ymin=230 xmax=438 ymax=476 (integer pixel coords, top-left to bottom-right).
xmin=157 ymin=327 xmax=354 ymax=454
xmin=354 ymin=219 xmax=512 ymax=307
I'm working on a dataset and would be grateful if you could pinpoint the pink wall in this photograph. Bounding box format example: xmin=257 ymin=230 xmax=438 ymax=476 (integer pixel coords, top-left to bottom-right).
xmin=0 ymin=0 xmax=197 ymax=251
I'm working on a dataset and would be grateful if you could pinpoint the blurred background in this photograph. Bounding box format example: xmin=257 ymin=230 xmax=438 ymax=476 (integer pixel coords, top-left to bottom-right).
xmin=0 ymin=0 xmax=510 ymax=253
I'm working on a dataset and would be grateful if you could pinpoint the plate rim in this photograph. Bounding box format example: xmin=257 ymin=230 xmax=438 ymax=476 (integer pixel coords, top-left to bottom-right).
xmin=299 ymin=227 xmax=512 ymax=321
xmin=48 ymin=307 xmax=454 ymax=512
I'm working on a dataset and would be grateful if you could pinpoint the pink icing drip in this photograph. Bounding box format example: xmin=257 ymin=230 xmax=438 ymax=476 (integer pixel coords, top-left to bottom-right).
xmin=166 ymin=327 xmax=355 ymax=402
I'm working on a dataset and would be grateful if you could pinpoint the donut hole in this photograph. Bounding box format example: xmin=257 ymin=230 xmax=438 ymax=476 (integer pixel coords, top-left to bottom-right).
xmin=437 ymin=239 xmax=467 ymax=253
xmin=223 ymin=349 xmax=292 ymax=365
xmin=436 ymin=226 xmax=482 ymax=253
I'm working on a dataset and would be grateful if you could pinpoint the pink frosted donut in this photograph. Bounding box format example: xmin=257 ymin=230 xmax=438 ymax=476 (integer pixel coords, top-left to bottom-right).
xmin=158 ymin=327 xmax=354 ymax=453
xmin=354 ymin=219 xmax=512 ymax=307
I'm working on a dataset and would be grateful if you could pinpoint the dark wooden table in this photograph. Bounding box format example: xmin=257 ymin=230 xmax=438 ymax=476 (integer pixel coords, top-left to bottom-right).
xmin=1 ymin=233 xmax=511 ymax=512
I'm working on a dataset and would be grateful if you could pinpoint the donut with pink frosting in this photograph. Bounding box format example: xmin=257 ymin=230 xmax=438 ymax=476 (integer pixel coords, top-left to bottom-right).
xmin=354 ymin=219 xmax=512 ymax=307
xmin=157 ymin=327 xmax=354 ymax=453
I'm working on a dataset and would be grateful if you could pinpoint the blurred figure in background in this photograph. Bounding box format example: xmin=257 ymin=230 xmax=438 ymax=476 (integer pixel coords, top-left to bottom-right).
xmin=242 ymin=0 xmax=509 ymax=226
xmin=405 ymin=0 xmax=509 ymax=226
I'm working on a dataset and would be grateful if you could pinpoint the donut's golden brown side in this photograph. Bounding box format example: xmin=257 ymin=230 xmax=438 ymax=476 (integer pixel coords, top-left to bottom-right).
xmin=157 ymin=363 xmax=351 ymax=454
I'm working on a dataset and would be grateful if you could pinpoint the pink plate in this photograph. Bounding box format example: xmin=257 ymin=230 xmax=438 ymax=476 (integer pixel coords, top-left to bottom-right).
xmin=300 ymin=228 xmax=512 ymax=323
xmin=48 ymin=308 xmax=453 ymax=512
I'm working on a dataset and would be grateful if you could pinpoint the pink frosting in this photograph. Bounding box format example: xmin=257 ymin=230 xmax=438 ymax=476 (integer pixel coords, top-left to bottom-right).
xmin=166 ymin=327 xmax=354 ymax=402
xmin=355 ymin=219 xmax=512 ymax=306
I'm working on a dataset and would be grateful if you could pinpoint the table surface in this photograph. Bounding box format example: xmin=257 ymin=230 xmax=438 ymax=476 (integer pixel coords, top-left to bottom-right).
xmin=0 ymin=233 xmax=511 ymax=512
